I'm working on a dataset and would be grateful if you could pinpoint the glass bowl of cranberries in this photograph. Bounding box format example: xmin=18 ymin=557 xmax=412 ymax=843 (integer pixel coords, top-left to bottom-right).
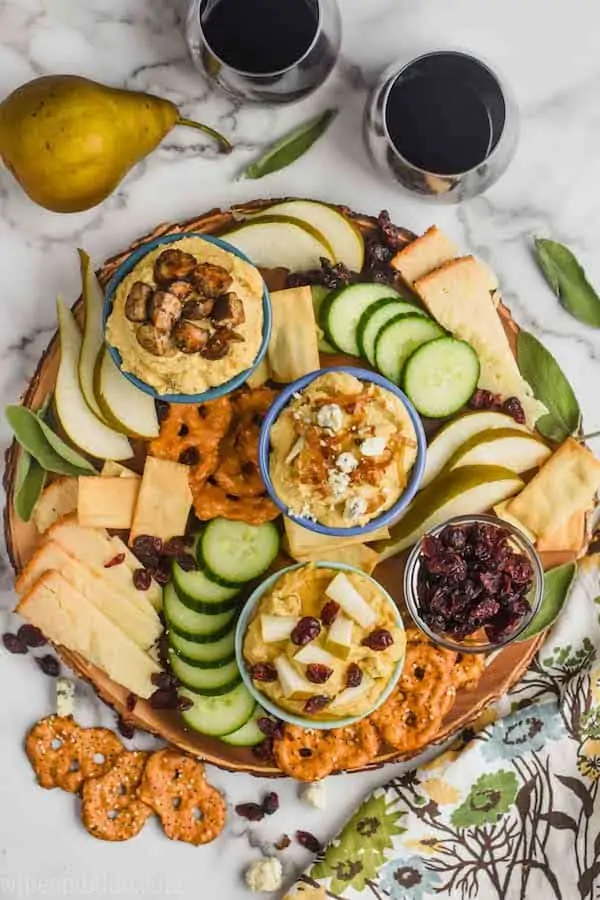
xmin=403 ymin=514 xmax=544 ymax=654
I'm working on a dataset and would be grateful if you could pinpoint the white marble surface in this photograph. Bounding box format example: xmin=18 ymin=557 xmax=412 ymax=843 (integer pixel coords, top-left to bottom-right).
xmin=2 ymin=1 xmax=600 ymax=897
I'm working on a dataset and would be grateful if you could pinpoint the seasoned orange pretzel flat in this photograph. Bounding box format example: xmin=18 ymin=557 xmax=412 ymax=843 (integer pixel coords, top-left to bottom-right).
xmin=451 ymin=652 xmax=486 ymax=691
xmin=192 ymin=483 xmax=280 ymax=524
xmin=81 ymin=751 xmax=152 ymax=842
xmin=273 ymin=725 xmax=340 ymax=782
xmin=137 ymin=749 xmax=226 ymax=845
xmin=331 ymin=719 xmax=381 ymax=771
xmin=150 ymin=398 xmax=232 ymax=486
xmin=25 ymin=716 xmax=123 ymax=793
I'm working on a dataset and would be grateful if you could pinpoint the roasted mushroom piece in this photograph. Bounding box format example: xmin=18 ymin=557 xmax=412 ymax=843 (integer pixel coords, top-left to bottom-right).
xmin=136 ymin=324 xmax=177 ymax=356
xmin=211 ymin=291 xmax=245 ymax=328
xmin=149 ymin=291 xmax=183 ymax=333
xmin=200 ymin=332 xmax=230 ymax=360
xmin=169 ymin=280 xmax=194 ymax=301
xmin=181 ymin=297 xmax=215 ymax=320
xmin=125 ymin=281 xmax=153 ymax=322
xmin=172 ymin=320 xmax=210 ymax=354
xmin=153 ymin=249 xmax=197 ymax=285
xmin=191 ymin=262 xmax=233 ymax=298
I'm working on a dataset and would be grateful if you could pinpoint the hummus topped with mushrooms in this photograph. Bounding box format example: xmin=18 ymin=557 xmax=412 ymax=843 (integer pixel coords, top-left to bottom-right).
xmin=106 ymin=237 xmax=264 ymax=395
xmin=269 ymin=372 xmax=418 ymax=528
xmin=243 ymin=565 xmax=405 ymax=721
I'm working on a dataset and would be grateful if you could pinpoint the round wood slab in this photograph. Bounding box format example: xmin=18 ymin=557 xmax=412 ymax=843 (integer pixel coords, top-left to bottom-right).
xmin=4 ymin=200 xmax=558 ymax=777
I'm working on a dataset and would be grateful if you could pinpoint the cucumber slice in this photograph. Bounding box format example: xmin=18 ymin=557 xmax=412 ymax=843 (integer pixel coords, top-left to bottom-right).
xmin=173 ymin=552 xmax=240 ymax=615
xmin=375 ymin=314 xmax=445 ymax=384
xmin=198 ymin=519 xmax=280 ymax=587
xmin=180 ymin=682 xmax=256 ymax=737
xmin=221 ymin=705 xmax=267 ymax=747
xmin=169 ymin=627 xmax=235 ymax=668
xmin=164 ymin=584 xmax=237 ymax=642
xmin=170 ymin=652 xmax=241 ymax=695
xmin=358 ymin=298 xmax=427 ymax=364
xmin=311 ymin=286 xmax=337 ymax=354
xmin=402 ymin=337 xmax=481 ymax=419
xmin=321 ymin=283 xmax=402 ymax=356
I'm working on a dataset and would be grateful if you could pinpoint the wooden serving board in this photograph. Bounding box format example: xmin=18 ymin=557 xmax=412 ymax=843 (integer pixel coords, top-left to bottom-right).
xmin=4 ymin=199 xmax=562 ymax=777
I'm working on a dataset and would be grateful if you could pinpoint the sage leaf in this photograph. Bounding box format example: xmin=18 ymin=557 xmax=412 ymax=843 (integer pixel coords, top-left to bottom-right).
xmin=5 ymin=405 xmax=95 ymax=476
xmin=534 ymin=238 xmax=600 ymax=328
xmin=238 ymin=108 xmax=338 ymax=181
xmin=516 ymin=331 xmax=581 ymax=442
xmin=14 ymin=452 xmax=46 ymax=522
xmin=37 ymin=416 xmax=96 ymax=473
xmin=517 ymin=562 xmax=576 ymax=641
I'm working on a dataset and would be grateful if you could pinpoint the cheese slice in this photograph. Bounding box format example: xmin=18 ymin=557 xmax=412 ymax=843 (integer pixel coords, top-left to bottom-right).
xmin=47 ymin=515 xmax=163 ymax=611
xmin=507 ymin=439 xmax=600 ymax=539
xmin=78 ymin=476 xmax=140 ymax=529
xmin=267 ymin=286 xmax=320 ymax=383
xmin=15 ymin=541 xmax=162 ymax=649
xmin=392 ymin=225 xmax=459 ymax=284
xmin=415 ymin=257 xmax=547 ymax=428
xmin=536 ymin=510 xmax=586 ymax=555
xmin=493 ymin=500 xmax=536 ymax=542
xmin=295 ymin=542 xmax=380 ymax=575
xmin=283 ymin=517 xmax=390 ymax=560
xmin=246 ymin=356 xmax=270 ymax=389
xmin=101 ymin=461 xmax=139 ymax=478
xmin=130 ymin=456 xmax=192 ymax=544
xmin=16 ymin=571 xmax=161 ymax=698
xmin=32 ymin=477 xmax=79 ymax=533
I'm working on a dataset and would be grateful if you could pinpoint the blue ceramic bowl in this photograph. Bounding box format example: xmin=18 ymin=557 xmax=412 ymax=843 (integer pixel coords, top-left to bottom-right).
xmin=103 ymin=232 xmax=272 ymax=404
xmin=258 ymin=366 xmax=427 ymax=538
xmin=235 ymin=561 xmax=406 ymax=730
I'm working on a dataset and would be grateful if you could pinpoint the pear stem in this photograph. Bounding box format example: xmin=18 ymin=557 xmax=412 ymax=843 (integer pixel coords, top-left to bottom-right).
xmin=578 ymin=430 xmax=600 ymax=442
xmin=177 ymin=117 xmax=233 ymax=154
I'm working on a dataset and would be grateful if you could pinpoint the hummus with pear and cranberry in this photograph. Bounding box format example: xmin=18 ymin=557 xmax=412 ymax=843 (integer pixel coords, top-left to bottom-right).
xmin=269 ymin=371 xmax=418 ymax=528
xmin=243 ymin=565 xmax=405 ymax=721
xmin=106 ymin=237 xmax=264 ymax=395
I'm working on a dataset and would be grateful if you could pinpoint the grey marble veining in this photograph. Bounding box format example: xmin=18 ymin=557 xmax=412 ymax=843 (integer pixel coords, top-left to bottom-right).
xmin=1 ymin=1 xmax=600 ymax=897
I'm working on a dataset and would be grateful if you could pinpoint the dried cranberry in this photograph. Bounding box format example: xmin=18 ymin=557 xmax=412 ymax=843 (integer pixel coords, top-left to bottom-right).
xmin=275 ymin=834 xmax=291 ymax=850
xmin=16 ymin=624 xmax=47 ymax=648
xmin=252 ymin=738 xmax=274 ymax=761
xmin=503 ymin=397 xmax=526 ymax=424
xmin=125 ymin=693 xmax=137 ymax=712
xmin=36 ymin=654 xmax=60 ymax=677
xmin=361 ymin=629 xmax=394 ymax=651
xmin=132 ymin=534 xmax=163 ymax=568
xmin=345 ymin=663 xmax=363 ymax=688
xmin=176 ymin=554 xmax=197 ymax=572
xmin=156 ymin=400 xmax=170 ymax=422
xmin=163 ymin=537 xmax=188 ymax=557
xmin=439 ymin=526 xmax=467 ymax=552
xmin=156 ymin=633 xmax=170 ymax=670
xmin=257 ymin=717 xmax=284 ymax=739
xmin=152 ymin=671 xmax=178 ymax=690
xmin=468 ymin=388 xmax=502 ymax=411
xmin=320 ymin=600 xmax=340 ymax=626
xmin=376 ymin=209 xmax=414 ymax=250
xmin=2 ymin=632 xmax=27 ymax=654
xmin=133 ymin=568 xmax=152 ymax=591
xmin=366 ymin=240 xmax=393 ymax=265
xmin=104 ymin=552 xmax=126 ymax=569
xmin=149 ymin=688 xmax=178 ymax=709
xmin=305 ymin=663 xmax=333 ymax=684
xmin=116 ymin=716 xmax=135 ymax=739
xmin=249 ymin=663 xmax=278 ymax=682
xmin=177 ymin=694 xmax=194 ymax=712
xmin=262 ymin=792 xmax=279 ymax=815
xmin=236 ymin=802 xmax=265 ymax=821
xmin=304 ymin=695 xmax=330 ymax=714
xmin=290 ymin=617 xmax=321 ymax=647
xmin=296 ymin=830 xmax=323 ymax=853
xmin=179 ymin=446 xmax=200 ymax=466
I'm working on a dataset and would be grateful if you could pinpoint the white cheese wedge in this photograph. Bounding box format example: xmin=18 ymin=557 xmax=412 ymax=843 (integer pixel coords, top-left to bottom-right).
xmin=325 ymin=614 xmax=354 ymax=660
xmin=294 ymin=644 xmax=338 ymax=666
xmin=32 ymin=478 xmax=79 ymax=533
xmin=324 ymin=573 xmax=377 ymax=629
xmin=415 ymin=257 xmax=548 ymax=429
xmin=392 ymin=225 xmax=459 ymax=284
xmin=260 ymin=614 xmax=300 ymax=644
xmin=274 ymin=655 xmax=324 ymax=699
xmin=16 ymin=571 xmax=161 ymax=698
xmin=78 ymin=476 xmax=140 ymax=529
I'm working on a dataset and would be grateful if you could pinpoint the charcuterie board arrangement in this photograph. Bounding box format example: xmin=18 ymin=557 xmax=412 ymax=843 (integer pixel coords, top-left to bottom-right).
xmin=4 ymin=198 xmax=599 ymax=846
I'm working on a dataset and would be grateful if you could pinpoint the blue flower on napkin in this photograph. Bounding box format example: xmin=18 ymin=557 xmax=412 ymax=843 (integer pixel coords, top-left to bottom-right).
xmin=481 ymin=701 xmax=566 ymax=761
xmin=379 ymin=855 xmax=442 ymax=899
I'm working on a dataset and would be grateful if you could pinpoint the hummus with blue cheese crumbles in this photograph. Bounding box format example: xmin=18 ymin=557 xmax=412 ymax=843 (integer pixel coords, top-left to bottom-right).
xmin=268 ymin=372 xmax=418 ymax=528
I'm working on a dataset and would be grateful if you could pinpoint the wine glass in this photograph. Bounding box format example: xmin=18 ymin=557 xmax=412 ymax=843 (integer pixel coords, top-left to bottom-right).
xmin=364 ymin=50 xmax=519 ymax=202
xmin=186 ymin=0 xmax=342 ymax=104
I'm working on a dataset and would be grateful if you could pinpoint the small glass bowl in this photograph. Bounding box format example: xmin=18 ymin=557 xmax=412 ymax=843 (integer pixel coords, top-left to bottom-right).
xmin=403 ymin=514 xmax=544 ymax=654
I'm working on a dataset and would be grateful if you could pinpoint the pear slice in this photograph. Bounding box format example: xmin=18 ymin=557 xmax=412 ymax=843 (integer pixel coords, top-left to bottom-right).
xmin=254 ymin=200 xmax=364 ymax=271
xmin=328 ymin=675 xmax=375 ymax=712
xmin=223 ymin=216 xmax=334 ymax=271
xmin=324 ymin=573 xmax=377 ymax=630
xmin=274 ymin=656 xmax=323 ymax=700
xmin=325 ymin=614 xmax=354 ymax=660
xmin=294 ymin=644 xmax=338 ymax=667
xmin=55 ymin=300 xmax=132 ymax=460
xmin=261 ymin=614 xmax=300 ymax=644
xmin=94 ymin=347 xmax=159 ymax=439
xmin=422 ymin=411 xmax=528 ymax=488
xmin=446 ymin=428 xmax=551 ymax=474
xmin=77 ymin=249 xmax=108 ymax=423
xmin=377 ymin=465 xmax=524 ymax=559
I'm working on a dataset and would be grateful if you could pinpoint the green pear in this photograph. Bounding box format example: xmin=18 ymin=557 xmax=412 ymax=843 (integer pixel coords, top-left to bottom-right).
xmin=0 ymin=75 xmax=231 ymax=213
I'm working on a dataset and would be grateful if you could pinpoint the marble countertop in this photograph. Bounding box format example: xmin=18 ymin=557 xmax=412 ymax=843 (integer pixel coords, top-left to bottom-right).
xmin=2 ymin=0 xmax=600 ymax=897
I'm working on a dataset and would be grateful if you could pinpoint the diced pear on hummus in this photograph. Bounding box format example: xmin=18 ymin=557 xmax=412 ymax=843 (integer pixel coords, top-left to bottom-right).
xmin=267 ymin=286 xmax=320 ymax=383
xmin=294 ymin=644 xmax=338 ymax=667
xmin=325 ymin=614 xmax=354 ymax=660
xmin=261 ymin=614 xmax=300 ymax=644
xmin=275 ymin=655 xmax=324 ymax=700
xmin=328 ymin=675 xmax=375 ymax=712
xmin=324 ymin=573 xmax=377 ymax=629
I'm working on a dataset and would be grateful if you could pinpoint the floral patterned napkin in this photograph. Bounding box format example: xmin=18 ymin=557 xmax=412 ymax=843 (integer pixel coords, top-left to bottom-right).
xmin=286 ymin=554 xmax=600 ymax=900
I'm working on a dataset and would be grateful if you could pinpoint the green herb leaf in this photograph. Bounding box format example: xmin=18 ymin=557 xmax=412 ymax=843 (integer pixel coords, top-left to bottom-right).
xmin=238 ymin=109 xmax=338 ymax=181
xmin=516 ymin=331 xmax=581 ymax=442
xmin=5 ymin=405 xmax=95 ymax=476
xmin=14 ymin=451 xmax=47 ymax=522
xmin=37 ymin=416 xmax=96 ymax=472
xmin=534 ymin=238 xmax=600 ymax=328
xmin=517 ymin=562 xmax=576 ymax=641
